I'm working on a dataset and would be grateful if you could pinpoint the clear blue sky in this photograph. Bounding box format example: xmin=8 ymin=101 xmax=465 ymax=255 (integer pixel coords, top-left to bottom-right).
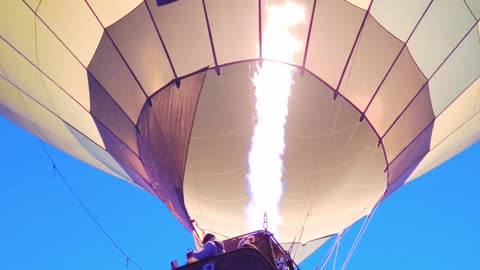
xmin=0 ymin=115 xmax=479 ymax=270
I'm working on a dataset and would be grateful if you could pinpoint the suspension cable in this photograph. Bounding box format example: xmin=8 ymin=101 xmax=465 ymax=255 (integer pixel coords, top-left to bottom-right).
xmin=38 ymin=140 xmax=143 ymax=270
xmin=340 ymin=196 xmax=383 ymax=270
xmin=318 ymin=234 xmax=341 ymax=270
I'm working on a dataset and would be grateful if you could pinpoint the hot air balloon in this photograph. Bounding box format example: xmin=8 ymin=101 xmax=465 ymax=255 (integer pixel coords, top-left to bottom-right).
xmin=1 ymin=0 xmax=479 ymax=268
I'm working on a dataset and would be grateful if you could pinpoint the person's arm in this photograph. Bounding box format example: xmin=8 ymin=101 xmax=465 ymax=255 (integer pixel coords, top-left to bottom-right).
xmin=191 ymin=242 xmax=216 ymax=261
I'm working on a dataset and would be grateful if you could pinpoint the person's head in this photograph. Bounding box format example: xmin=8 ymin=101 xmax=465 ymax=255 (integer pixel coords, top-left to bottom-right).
xmin=202 ymin=233 xmax=216 ymax=244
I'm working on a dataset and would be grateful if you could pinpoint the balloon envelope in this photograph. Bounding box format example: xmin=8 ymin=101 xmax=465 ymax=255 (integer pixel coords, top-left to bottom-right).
xmin=1 ymin=0 xmax=479 ymax=263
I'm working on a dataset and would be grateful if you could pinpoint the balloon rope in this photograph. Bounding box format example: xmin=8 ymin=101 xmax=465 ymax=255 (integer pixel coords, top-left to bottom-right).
xmin=313 ymin=224 xmax=354 ymax=270
xmin=332 ymin=235 xmax=341 ymax=270
xmin=38 ymin=140 xmax=144 ymax=270
xmin=340 ymin=196 xmax=383 ymax=270
xmin=318 ymin=234 xmax=342 ymax=270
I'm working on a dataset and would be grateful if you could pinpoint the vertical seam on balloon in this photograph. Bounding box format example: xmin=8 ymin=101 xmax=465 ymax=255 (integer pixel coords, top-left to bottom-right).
xmin=477 ymin=22 xmax=480 ymax=48
xmin=10 ymin=76 xmax=49 ymax=150
xmin=336 ymin=122 xmax=360 ymax=163
xmin=474 ymin=82 xmax=480 ymax=114
xmin=0 ymin=63 xmax=6 ymax=77
xmin=466 ymin=74 xmax=480 ymax=116
xmin=179 ymin=69 xmax=209 ymax=181
xmin=381 ymin=17 xmax=480 ymax=142
xmin=292 ymin=63 xmax=389 ymax=177
xmin=0 ymin=34 xmax=92 ymax=122
xmin=399 ymin=109 xmax=480 ymax=185
xmin=143 ymin=1 xmax=179 ymax=81
xmin=148 ymin=60 xmax=389 ymax=178
xmin=0 ymin=73 xmax=146 ymax=171
xmin=361 ymin=0 xmax=434 ymax=120
xmin=83 ymin=0 xmax=150 ymax=101
xmin=333 ymin=0 xmax=374 ymax=99
xmin=258 ymin=0 xmax=263 ymax=61
xmin=177 ymin=69 xmax=209 ymax=226
xmin=465 ymin=0 xmax=477 ymax=20
xmin=19 ymin=4 xmax=141 ymax=157
xmin=140 ymin=111 xmax=192 ymax=232
xmin=21 ymin=1 xmax=139 ymax=130
xmin=135 ymin=81 xmax=178 ymax=186
xmin=301 ymin=0 xmax=317 ymax=74
xmin=31 ymin=1 xmax=58 ymax=119
xmin=202 ymin=0 xmax=220 ymax=75
xmin=140 ymin=67 xmax=209 ymax=191
xmin=291 ymin=173 xmax=317 ymax=254
xmin=0 ymin=36 xmax=141 ymax=159
xmin=35 ymin=0 xmax=43 ymax=11
xmin=386 ymin=69 xmax=480 ymax=170
xmin=141 ymin=65 xmax=216 ymax=109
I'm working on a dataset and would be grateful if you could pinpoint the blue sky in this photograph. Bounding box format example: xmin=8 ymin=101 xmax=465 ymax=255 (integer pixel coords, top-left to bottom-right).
xmin=0 ymin=115 xmax=479 ymax=270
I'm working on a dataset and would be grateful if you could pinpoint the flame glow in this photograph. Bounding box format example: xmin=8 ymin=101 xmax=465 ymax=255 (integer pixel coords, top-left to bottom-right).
xmin=246 ymin=1 xmax=305 ymax=236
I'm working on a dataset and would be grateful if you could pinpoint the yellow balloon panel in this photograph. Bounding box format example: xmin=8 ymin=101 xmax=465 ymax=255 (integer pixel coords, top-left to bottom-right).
xmin=147 ymin=0 xmax=213 ymax=77
xmin=86 ymin=0 xmax=143 ymax=27
xmin=0 ymin=77 xmax=31 ymax=120
xmin=37 ymin=0 xmax=104 ymax=66
xmin=430 ymin=78 xmax=480 ymax=150
xmin=428 ymin=24 xmax=480 ymax=116
xmin=407 ymin=0 xmax=476 ymax=78
xmin=0 ymin=1 xmax=37 ymax=63
xmin=345 ymin=0 xmax=371 ymax=10
xmin=407 ymin=113 xmax=480 ymax=183
xmin=24 ymin=0 xmax=41 ymax=11
xmin=41 ymin=77 xmax=104 ymax=149
xmin=19 ymin=90 xmax=127 ymax=182
xmin=370 ymin=0 xmax=431 ymax=42
xmin=106 ymin=3 xmax=174 ymax=95
xmin=338 ymin=16 xmax=403 ymax=111
xmin=0 ymin=40 xmax=55 ymax=113
xmin=65 ymin=124 xmax=134 ymax=183
xmin=205 ymin=0 xmax=259 ymax=65
xmin=36 ymin=22 xmax=91 ymax=110
xmin=305 ymin=0 xmax=365 ymax=88
xmin=0 ymin=64 xmax=5 ymax=78
xmin=1 ymin=74 xmax=126 ymax=181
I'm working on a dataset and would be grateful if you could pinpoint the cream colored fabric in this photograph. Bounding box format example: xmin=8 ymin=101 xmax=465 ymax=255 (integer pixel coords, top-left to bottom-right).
xmin=345 ymin=0 xmax=371 ymax=10
xmin=184 ymin=65 xmax=386 ymax=244
xmin=407 ymin=1 xmax=476 ymax=78
xmin=370 ymin=0 xmax=431 ymax=42
xmin=407 ymin=113 xmax=480 ymax=183
xmin=147 ymin=0 xmax=213 ymax=77
xmin=281 ymin=236 xmax=332 ymax=264
xmin=85 ymin=0 xmax=143 ymax=27
xmin=36 ymin=22 xmax=92 ymax=110
xmin=407 ymin=78 xmax=480 ymax=183
xmin=24 ymin=0 xmax=41 ymax=11
xmin=205 ymin=0 xmax=259 ymax=65
xmin=37 ymin=0 xmax=103 ymax=67
xmin=428 ymin=23 xmax=480 ymax=116
xmin=0 ymin=76 xmax=129 ymax=182
xmin=0 ymin=1 xmax=37 ymax=62
xmin=1 ymin=0 xmax=480 ymax=261
xmin=305 ymin=0 xmax=365 ymax=88
xmin=0 ymin=40 xmax=55 ymax=113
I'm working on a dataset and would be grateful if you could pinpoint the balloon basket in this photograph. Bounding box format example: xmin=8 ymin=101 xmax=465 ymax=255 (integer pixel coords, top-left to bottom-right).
xmin=177 ymin=230 xmax=298 ymax=270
